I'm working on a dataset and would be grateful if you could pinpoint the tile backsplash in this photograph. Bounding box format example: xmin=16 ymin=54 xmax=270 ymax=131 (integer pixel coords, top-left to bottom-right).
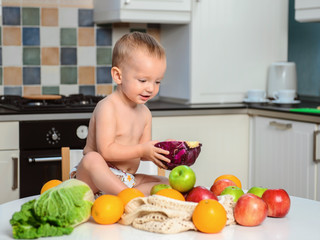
xmin=0 ymin=1 xmax=159 ymax=97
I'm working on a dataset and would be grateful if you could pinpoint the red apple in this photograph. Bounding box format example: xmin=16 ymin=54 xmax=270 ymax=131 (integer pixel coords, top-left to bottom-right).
xmin=186 ymin=186 xmax=218 ymax=203
xmin=210 ymin=179 xmax=237 ymax=196
xmin=234 ymin=193 xmax=268 ymax=226
xmin=262 ymin=189 xmax=291 ymax=218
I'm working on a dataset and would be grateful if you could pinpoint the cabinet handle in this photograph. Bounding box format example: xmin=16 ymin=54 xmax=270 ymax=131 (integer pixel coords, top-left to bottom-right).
xmin=12 ymin=157 xmax=18 ymax=190
xmin=124 ymin=0 xmax=130 ymax=4
xmin=269 ymin=121 xmax=292 ymax=130
xmin=314 ymin=130 xmax=320 ymax=163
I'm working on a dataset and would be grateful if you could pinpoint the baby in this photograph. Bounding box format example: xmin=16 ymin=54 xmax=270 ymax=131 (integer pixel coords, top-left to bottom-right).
xmin=75 ymin=32 xmax=171 ymax=196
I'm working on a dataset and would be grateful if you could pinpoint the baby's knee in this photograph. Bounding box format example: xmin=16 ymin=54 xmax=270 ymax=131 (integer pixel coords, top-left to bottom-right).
xmin=81 ymin=151 xmax=104 ymax=169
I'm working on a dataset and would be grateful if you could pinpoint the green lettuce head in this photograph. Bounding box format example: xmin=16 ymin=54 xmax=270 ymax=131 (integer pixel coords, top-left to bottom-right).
xmin=10 ymin=179 xmax=94 ymax=239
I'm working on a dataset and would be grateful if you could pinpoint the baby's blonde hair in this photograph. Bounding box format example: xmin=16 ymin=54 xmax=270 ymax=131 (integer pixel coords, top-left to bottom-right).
xmin=112 ymin=32 xmax=166 ymax=68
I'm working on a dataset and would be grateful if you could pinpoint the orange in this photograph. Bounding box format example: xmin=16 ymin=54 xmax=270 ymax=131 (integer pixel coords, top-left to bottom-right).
xmin=91 ymin=194 xmax=124 ymax=225
xmin=192 ymin=199 xmax=227 ymax=233
xmin=214 ymin=174 xmax=242 ymax=188
xmin=155 ymin=188 xmax=185 ymax=201
xmin=40 ymin=179 xmax=62 ymax=194
xmin=117 ymin=188 xmax=145 ymax=206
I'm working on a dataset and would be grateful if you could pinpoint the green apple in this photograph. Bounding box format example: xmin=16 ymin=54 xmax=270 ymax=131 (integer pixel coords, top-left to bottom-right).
xmin=169 ymin=165 xmax=196 ymax=193
xmin=150 ymin=184 xmax=172 ymax=195
xmin=247 ymin=186 xmax=268 ymax=198
xmin=220 ymin=186 xmax=244 ymax=202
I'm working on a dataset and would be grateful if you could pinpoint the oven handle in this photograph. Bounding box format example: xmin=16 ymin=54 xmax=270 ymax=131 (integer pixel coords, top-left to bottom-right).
xmin=28 ymin=156 xmax=62 ymax=163
xmin=12 ymin=157 xmax=18 ymax=190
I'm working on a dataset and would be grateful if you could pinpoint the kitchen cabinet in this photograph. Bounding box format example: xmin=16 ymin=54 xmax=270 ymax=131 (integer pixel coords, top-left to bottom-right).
xmin=152 ymin=114 xmax=249 ymax=189
xmin=0 ymin=122 xmax=19 ymax=204
xmin=93 ymin=0 xmax=191 ymax=24
xmin=160 ymin=0 xmax=288 ymax=104
xmin=250 ymin=116 xmax=319 ymax=200
xmin=295 ymin=0 xmax=320 ymax=22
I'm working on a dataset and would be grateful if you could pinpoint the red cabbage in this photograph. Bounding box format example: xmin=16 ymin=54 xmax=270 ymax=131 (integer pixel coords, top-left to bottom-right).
xmin=155 ymin=141 xmax=202 ymax=170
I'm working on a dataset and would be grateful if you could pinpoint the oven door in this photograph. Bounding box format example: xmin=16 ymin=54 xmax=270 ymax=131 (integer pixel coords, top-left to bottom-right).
xmin=20 ymin=150 xmax=61 ymax=198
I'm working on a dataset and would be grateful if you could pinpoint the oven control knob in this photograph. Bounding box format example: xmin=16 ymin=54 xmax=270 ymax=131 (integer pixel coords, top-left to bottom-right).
xmin=76 ymin=125 xmax=88 ymax=139
xmin=46 ymin=128 xmax=61 ymax=145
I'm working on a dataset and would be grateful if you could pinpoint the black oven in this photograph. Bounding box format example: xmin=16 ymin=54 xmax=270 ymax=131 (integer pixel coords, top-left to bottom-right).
xmin=19 ymin=119 xmax=89 ymax=198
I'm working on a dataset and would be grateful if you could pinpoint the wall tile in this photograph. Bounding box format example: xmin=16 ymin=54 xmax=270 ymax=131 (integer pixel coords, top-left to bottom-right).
xmin=79 ymin=66 xmax=94 ymax=85
xmin=23 ymin=47 xmax=40 ymax=65
xmin=97 ymin=66 xmax=112 ymax=84
xmin=40 ymin=27 xmax=60 ymax=47
xmin=23 ymin=85 xmax=41 ymax=95
xmin=60 ymin=84 xmax=78 ymax=95
xmin=42 ymin=47 xmax=59 ymax=65
xmin=23 ymin=67 xmax=40 ymax=84
xmin=97 ymin=47 xmax=112 ymax=65
xmin=61 ymin=47 xmax=77 ymax=65
xmin=2 ymin=46 xmax=23 ymax=66
xmin=3 ymin=27 xmax=21 ymax=46
xmin=61 ymin=28 xmax=77 ymax=46
xmin=79 ymin=85 xmax=95 ymax=95
xmin=41 ymin=8 xmax=58 ymax=26
xmin=3 ymin=67 xmax=22 ymax=85
xmin=78 ymin=46 xmax=95 ymax=66
xmin=78 ymin=9 xmax=93 ymax=27
xmin=22 ymin=7 xmax=40 ymax=26
xmin=4 ymin=86 xmax=22 ymax=95
xmin=96 ymin=27 xmax=112 ymax=46
xmin=41 ymin=66 xmax=60 ymax=86
xmin=22 ymin=27 xmax=40 ymax=46
xmin=78 ymin=27 xmax=94 ymax=46
xmin=61 ymin=66 xmax=77 ymax=84
xmin=0 ymin=68 xmax=2 ymax=85
xmin=59 ymin=8 xmax=78 ymax=27
xmin=0 ymin=49 xmax=2 ymax=66
xmin=42 ymin=86 xmax=59 ymax=95
xmin=96 ymin=84 xmax=112 ymax=96
xmin=3 ymin=7 xmax=21 ymax=26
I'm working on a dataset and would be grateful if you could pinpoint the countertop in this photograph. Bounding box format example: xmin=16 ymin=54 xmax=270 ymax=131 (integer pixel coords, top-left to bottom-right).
xmin=1 ymin=195 xmax=320 ymax=240
xmin=1 ymin=97 xmax=320 ymax=122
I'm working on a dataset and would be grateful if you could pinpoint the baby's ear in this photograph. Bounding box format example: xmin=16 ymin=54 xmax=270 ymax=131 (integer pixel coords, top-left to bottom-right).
xmin=111 ymin=67 xmax=122 ymax=84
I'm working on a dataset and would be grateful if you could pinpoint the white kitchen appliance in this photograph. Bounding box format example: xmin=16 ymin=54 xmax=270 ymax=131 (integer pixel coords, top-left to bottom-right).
xmin=267 ymin=62 xmax=297 ymax=99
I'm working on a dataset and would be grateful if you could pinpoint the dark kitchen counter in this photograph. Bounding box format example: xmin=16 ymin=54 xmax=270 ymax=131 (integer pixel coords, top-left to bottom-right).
xmin=1 ymin=97 xmax=320 ymax=123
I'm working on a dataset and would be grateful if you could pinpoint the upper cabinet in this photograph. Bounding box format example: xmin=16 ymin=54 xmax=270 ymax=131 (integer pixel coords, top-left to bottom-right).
xmin=93 ymin=0 xmax=191 ymax=24
xmin=295 ymin=0 xmax=320 ymax=22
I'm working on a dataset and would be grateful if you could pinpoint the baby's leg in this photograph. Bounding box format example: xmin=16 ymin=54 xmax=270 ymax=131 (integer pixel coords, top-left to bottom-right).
xmin=76 ymin=151 xmax=128 ymax=195
xmin=134 ymin=174 xmax=169 ymax=196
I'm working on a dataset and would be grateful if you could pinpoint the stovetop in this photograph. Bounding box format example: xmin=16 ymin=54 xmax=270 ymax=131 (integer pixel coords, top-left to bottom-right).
xmin=0 ymin=94 xmax=105 ymax=113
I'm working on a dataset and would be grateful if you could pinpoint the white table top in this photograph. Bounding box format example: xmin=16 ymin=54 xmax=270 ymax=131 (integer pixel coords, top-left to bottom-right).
xmin=1 ymin=195 xmax=320 ymax=240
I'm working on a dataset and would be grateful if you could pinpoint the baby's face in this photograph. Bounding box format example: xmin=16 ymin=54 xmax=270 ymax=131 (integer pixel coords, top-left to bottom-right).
xmin=120 ymin=50 xmax=166 ymax=104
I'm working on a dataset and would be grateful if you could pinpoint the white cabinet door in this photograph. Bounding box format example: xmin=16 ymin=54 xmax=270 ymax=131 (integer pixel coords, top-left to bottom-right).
xmin=0 ymin=122 xmax=19 ymax=150
xmin=250 ymin=116 xmax=317 ymax=200
xmin=94 ymin=0 xmax=191 ymax=24
xmin=161 ymin=0 xmax=288 ymax=103
xmin=152 ymin=114 xmax=249 ymax=189
xmin=0 ymin=151 xmax=19 ymax=204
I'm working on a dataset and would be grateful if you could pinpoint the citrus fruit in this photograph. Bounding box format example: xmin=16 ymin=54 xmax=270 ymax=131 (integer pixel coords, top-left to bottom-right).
xmin=192 ymin=199 xmax=227 ymax=233
xmin=214 ymin=174 xmax=242 ymax=188
xmin=40 ymin=179 xmax=62 ymax=194
xmin=155 ymin=188 xmax=185 ymax=201
xmin=91 ymin=194 xmax=124 ymax=225
xmin=117 ymin=188 xmax=145 ymax=206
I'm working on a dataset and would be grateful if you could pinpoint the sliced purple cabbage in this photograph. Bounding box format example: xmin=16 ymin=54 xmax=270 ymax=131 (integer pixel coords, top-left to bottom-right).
xmin=155 ymin=141 xmax=202 ymax=170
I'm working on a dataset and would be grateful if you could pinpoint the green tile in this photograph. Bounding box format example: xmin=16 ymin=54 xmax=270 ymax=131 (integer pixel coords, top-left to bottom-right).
xmin=42 ymin=86 xmax=59 ymax=95
xmin=61 ymin=67 xmax=77 ymax=84
xmin=22 ymin=8 xmax=40 ymax=26
xmin=0 ymin=68 xmax=2 ymax=85
xmin=23 ymin=47 xmax=40 ymax=65
xmin=97 ymin=47 xmax=112 ymax=65
xmin=61 ymin=28 xmax=77 ymax=46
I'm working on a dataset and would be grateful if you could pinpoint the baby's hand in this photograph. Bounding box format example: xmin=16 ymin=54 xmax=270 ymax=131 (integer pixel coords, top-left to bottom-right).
xmin=141 ymin=141 xmax=171 ymax=169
